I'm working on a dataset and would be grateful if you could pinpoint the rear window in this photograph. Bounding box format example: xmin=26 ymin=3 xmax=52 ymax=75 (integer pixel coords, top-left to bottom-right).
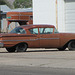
xmin=10 ymin=27 xmax=26 ymax=34
xmin=54 ymin=28 xmax=59 ymax=33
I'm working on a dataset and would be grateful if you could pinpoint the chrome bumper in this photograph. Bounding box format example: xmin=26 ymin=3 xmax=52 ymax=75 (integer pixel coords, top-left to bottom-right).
xmin=0 ymin=43 xmax=4 ymax=48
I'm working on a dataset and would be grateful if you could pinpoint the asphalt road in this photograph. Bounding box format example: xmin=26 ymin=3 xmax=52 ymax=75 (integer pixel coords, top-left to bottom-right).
xmin=1 ymin=66 xmax=75 ymax=75
xmin=0 ymin=48 xmax=75 ymax=75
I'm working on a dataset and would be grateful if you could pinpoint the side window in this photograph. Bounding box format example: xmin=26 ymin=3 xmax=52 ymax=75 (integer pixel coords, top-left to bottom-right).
xmin=29 ymin=28 xmax=38 ymax=34
xmin=39 ymin=28 xmax=44 ymax=34
xmin=39 ymin=28 xmax=53 ymax=34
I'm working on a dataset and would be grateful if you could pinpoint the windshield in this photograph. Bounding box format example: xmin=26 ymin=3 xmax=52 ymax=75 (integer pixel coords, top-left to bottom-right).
xmin=10 ymin=27 xmax=26 ymax=34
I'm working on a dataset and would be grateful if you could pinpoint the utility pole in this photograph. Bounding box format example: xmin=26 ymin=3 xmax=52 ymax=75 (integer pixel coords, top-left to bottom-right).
xmin=56 ymin=0 xmax=58 ymax=29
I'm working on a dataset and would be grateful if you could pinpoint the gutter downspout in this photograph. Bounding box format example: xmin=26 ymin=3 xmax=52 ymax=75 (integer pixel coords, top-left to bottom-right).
xmin=56 ymin=0 xmax=58 ymax=29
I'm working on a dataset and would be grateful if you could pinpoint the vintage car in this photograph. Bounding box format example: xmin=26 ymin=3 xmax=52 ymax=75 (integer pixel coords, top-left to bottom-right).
xmin=0 ymin=24 xmax=75 ymax=52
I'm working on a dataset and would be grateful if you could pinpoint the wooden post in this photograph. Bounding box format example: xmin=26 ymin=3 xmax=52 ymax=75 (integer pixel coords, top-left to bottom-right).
xmin=56 ymin=0 xmax=58 ymax=29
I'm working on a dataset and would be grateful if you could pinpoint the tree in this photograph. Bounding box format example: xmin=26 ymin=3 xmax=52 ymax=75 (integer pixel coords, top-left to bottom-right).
xmin=13 ymin=0 xmax=32 ymax=8
xmin=0 ymin=0 xmax=6 ymax=5
xmin=0 ymin=0 xmax=13 ymax=9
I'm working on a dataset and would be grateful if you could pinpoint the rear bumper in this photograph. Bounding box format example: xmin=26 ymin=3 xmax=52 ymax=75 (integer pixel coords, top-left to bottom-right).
xmin=0 ymin=43 xmax=4 ymax=48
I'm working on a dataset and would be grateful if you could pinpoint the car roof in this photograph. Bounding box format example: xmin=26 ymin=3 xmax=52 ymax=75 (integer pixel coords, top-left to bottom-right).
xmin=19 ymin=24 xmax=55 ymax=29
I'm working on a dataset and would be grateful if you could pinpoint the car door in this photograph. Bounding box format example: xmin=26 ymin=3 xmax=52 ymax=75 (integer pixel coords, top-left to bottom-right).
xmin=28 ymin=28 xmax=40 ymax=48
xmin=39 ymin=27 xmax=60 ymax=48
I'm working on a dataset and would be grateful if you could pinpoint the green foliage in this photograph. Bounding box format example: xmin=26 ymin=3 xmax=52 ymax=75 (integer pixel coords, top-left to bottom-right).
xmin=0 ymin=0 xmax=13 ymax=9
xmin=14 ymin=0 xmax=32 ymax=8
xmin=4 ymin=0 xmax=13 ymax=9
xmin=0 ymin=0 xmax=6 ymax=5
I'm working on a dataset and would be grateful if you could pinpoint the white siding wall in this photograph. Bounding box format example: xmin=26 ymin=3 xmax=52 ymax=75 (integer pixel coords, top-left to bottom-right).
xmin=58 ymin=0 xmax=65 ymax=32
xmin=33 ymin=0 xmax=65 ymax=32
xmin=33 ymin=0 xmax=56 ymax=26
xmin=33 ymin=0 xmax=75 ymax=33
xmin=65 ymin=2 xmax=75 ymax=33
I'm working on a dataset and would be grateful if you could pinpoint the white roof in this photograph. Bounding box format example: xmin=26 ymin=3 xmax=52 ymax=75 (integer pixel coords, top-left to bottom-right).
xmin=0 ymin=5 xmax=33 ymax=13
xmin=0 ymin=5 xmax=11 ymax=12
xmin=11 ymin=8 xmax=33 ymax=12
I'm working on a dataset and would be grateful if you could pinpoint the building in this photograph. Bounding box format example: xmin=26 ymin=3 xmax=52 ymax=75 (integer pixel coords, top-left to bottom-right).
xmin=33 ymin=0 xmax=75 ymax=33
xmin=0 ymin=5 xmax=11 ymax=32
xmin=7 ymin=8 xmax=33 ymax=32
xmin=7 ymin=8 xmax=33 ymax=26
xmin=0 ymin=5 xmax=33 ymax=32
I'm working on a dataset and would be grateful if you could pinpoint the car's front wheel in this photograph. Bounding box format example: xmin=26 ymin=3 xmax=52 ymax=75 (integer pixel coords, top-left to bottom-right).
xmin=68 ymin=41 xmax=75 ymax=50
xmin=16 ymin=43 xmax=27 ymax=52
xmin=6 ymin=47 xmax=16 ymax=52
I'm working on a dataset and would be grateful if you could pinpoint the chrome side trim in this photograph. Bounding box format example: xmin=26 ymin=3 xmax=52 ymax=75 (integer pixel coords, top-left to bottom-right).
xmin=0 ymin=43 xmax=4 ymax=48
xmin=0 ymin=38 xmax=59 ymax=42
xmin=40 ymin=38 xmax=59 ymax=40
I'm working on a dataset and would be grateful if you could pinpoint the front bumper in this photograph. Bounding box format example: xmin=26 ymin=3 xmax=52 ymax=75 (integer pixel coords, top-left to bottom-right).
xmin=0 ymin=43 xmax=4 ymax=48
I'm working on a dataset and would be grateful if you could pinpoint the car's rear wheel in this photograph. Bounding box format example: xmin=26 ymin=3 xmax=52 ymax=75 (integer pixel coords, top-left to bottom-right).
xmin=16 ymin=43 xmax=27 ymax=52
xmin=68 ymin=41 xmax=75 ymax=50
xmin=6 ymin=47 xmax=16 ymax=52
